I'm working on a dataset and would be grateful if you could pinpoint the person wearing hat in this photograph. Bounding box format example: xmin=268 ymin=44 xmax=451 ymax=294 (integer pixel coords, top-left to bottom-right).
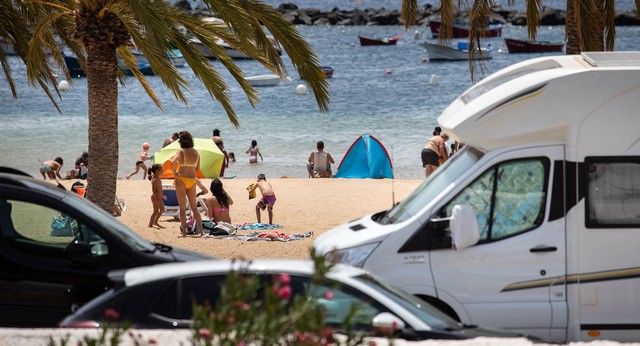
xmin=126 ymin=142 xmax=152 ymax=180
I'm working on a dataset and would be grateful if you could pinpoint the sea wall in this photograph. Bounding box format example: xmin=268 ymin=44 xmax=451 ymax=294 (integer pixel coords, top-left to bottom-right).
xmin=189 ymin=2 xmax=640 ymax=27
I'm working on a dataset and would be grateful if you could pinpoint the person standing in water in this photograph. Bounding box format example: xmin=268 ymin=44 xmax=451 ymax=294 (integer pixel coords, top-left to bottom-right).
xmin=170 ymin=131 xmax=204 ymax=237
xmin=246 ymin=139 xmax=263 ymax=164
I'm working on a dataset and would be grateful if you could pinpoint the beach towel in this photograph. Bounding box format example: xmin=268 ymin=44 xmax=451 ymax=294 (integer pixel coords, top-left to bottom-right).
xmin=235 ymin=223 xmax=283 ymax=230
xmin=218 ymin=231 xmax=313 ymax=242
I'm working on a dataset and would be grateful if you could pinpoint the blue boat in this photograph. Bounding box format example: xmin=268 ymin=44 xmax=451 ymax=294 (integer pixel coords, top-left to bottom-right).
xmin=335 ymin=133 xmax=394 ymax=179
xmin=63 ymin=54 xmax=155 ymax=78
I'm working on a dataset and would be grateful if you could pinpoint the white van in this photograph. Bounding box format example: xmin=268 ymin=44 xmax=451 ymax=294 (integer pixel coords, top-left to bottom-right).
xmin=315 ymin=52 xmax=640 ymax=343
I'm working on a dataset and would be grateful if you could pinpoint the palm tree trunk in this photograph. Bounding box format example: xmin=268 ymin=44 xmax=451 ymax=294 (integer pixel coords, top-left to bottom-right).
xmin=85 ymin=45 xmax=118 ymax=212
xmin=565 ymin=0 xmax=581 ymax=54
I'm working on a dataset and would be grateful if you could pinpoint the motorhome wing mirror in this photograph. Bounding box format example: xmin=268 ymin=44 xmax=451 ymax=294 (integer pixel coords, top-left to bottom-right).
xmin=372 ymin=312 xmax=406 ymax=336
xmin=449 ymin=204 xmax=480 ymax=251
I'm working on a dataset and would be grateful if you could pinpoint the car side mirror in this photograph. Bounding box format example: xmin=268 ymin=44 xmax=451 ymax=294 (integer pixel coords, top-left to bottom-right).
xmin=66 ymin=241 xmax=97 ymax=268
xmin=449 ymin=204 xmax=480 ymax=251
xmin=371 ymin=312 xmax=405 ymax=336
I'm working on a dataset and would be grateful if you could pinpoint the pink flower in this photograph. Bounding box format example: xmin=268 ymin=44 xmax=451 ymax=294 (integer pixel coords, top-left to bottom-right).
xmin=237 ymin=341 xmax=246 ymax=346
xmin=103 ymin=308 xmax=120 ymax=320
xmin=198 ymin=328 xmax=211 ymax=339
xmin=276 ymin=273 xmax=291 ymax=285
xmin=323 ymin=290 xmax=334 ymax=300
xmin=276 ymin=285 xmax=292 ymax=300
xmin=226 ymin=315 xmax=236 ymax=325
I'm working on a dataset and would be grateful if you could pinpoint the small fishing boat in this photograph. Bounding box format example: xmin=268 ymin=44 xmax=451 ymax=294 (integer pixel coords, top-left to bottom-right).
xmin=428 ymin=19 xmax=502 ymax=39
xmin=246 ymin=74 xmax=281 ymax=87
xmin=421 ymin=41 xmax=492 ymax=61
xmin=63 ymin=54 xmax=154 ymax=77
xmin=504 ymin=38 xmax=564 ymax=53
xmin=358 ymin=35 xmax=399 ymax=46
xmin=321 ymin=66 xmax=334 ymax=79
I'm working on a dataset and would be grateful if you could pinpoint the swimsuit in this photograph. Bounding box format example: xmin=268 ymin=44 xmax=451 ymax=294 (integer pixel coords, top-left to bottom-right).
xmin=176 ymin=176 xmax=196 ymax=189
xmin=248 ymin=148 xmax=259 ymax=163
xmin=176 ymin=151 xmax=198 ymax=189
xmin=135 ymin=160 xmax=144 ymax=166
xmin=421 ymin=148 xmax=439 ymax=167
xmin=258 ymin=194 xmax=277 ymax=209
xmin=214 ymin=207 xmax=229 ymax=214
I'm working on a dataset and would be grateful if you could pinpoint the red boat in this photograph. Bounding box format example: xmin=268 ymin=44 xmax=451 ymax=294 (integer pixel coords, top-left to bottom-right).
xmin=358 ymin=35 xmax=399 ymax=46
xmin=505 ymin=38 xmax=564 ymax=53
xmin=428 ymin=20 xmax=502 ymax=39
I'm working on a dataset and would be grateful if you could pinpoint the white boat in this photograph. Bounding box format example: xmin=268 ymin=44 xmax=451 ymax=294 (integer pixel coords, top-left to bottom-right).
xmin=167 ymin=49 xmax=186 ymax=68
xmin=246 ymin=74 xmax=281 ymax=87
xmin=421 ymin=41 xmax=492 ymax=61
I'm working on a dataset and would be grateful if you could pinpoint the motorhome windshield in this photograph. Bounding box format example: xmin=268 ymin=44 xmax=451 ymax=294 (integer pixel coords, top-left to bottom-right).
xmin=379 ymin=147 xmax=483 ymax=224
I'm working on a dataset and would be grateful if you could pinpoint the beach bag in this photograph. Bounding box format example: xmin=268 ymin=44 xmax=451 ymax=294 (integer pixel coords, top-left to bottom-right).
xmin=50 ymin=215 xmax=78 ymax=237
xmin=205 ymin=221 xmax=236 ymax=236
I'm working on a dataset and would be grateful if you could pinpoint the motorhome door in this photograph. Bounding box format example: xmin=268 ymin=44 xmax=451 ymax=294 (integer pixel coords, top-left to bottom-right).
xmin=428 ymin=145 xmax=567 ymax=342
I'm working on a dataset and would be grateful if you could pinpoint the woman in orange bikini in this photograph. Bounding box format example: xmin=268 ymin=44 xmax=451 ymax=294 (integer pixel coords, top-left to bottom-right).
xmin=170 ymin=131 xmax=204 ymax=236
xmin=204 ymin=179 xmax=233 ymax=224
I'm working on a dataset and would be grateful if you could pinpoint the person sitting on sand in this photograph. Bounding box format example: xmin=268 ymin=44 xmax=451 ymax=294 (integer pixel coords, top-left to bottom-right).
xmin=307 ymin=141 xmax=335 ymax=178
xmin=40 ymin=157 xmax=64 ymax=181
xmin=212 ymin=129 xmax=229 ymax=177
xmin=126 ymin=142 xmax=151 ymax=180
xmin=246 ymin=139 xmax=263 ymax=164
xmin=203 ymin=179 xmax=233 ymax=224
xmin=248 ymin=173 xmax=276 ymax=224
xmin=75 ymin=151 xmax=89 ymax=179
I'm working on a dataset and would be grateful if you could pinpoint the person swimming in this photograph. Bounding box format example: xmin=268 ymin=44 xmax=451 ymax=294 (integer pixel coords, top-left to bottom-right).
xmin=170 ymin=131 xmax=204 ymax=237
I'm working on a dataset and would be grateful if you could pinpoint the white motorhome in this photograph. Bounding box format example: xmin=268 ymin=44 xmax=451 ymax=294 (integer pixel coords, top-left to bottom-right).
xmin=315 ymin=52 xmax=640 ymax=342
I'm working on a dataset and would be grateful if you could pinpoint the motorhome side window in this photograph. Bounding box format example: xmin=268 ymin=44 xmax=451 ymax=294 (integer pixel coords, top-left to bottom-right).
xmin=586 ymin=158 xmax=640 ymax=228
xmin=437 ymin=158 xmax=548 ymax=243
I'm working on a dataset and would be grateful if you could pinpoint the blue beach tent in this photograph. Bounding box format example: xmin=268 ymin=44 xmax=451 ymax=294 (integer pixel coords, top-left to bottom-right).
xmin=335 ymin=134 xmax=394 ymax=179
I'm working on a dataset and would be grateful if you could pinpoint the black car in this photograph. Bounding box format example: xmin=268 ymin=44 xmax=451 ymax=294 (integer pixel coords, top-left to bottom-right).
xmin=61 ymin=260 xmax=529 ymax=341
xmin=0 ymin=168 xmax=209 ymax=327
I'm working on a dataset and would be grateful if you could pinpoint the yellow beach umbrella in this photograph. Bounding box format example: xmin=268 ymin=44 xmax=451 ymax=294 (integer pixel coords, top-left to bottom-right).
xmin=153 ymin=138 xmax=224 ymax=179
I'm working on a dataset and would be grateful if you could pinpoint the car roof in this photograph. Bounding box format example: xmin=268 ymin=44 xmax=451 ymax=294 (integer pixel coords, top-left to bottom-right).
xmin=0 ymin=169 xmax=68 ymax=200
xmin=121 ymin=259 xmax=368 ymax=287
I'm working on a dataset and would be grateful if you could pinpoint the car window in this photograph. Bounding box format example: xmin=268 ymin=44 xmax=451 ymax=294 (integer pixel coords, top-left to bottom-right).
xmin=438 ymin=158 xmax=548 ymax=242
xmin=151 ymin=275 xmax=225 ymax=320
xmin=290 ymin=276 xmax=384 ymax=327
xmin=1 ymin=199 xmax=108 ymax=257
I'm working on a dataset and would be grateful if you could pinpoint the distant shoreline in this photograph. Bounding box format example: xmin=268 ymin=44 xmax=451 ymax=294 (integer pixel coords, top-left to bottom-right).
xmin=184 ymin=2 xmax=640 ymax=27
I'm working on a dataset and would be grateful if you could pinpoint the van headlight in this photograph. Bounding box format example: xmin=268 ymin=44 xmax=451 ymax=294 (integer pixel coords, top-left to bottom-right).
xmin=326 ymin=243 xmax=380 ymax=268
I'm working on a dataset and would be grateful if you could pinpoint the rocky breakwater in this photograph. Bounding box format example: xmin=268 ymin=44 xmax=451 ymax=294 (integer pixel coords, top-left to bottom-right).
xmin=274 ymin=2 xmax=640 ymax=26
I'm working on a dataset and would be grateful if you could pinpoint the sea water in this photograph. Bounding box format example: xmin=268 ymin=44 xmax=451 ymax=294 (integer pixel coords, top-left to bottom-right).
xmin=1 ymin=25 xmax=640 ymax=179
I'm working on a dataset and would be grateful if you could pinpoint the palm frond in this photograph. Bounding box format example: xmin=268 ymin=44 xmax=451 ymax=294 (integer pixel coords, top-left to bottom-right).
xmin=238 ymin=1 xmax=329 ymax=112
xmin=401 ymin=0 xmax=418 ymax=27
xmin=439 ymin=0 xmax=455 ymax=42
xmin=467 ymin=0 xmax=491 ymax=82
xmin=112 ymin=1 xmax=190 ymax=105
xmin=526 ymin=0 xmax=542 ymax=40
xmin=26 ymin=11 xmax=69 ymax=85
xmin=0 ymin=49 xmax=17 ymax=98
xmin=117 ymin=46 xmax=162 ymax=109
xmin=604 ymin=0 xmax=615 ymax=50
xmin=637 ymin=0 xmax=640 ymax=16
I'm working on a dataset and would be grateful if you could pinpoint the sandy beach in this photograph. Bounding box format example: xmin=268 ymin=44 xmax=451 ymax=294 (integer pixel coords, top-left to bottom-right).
xmin=94 ymin=178 xmax=421 ymax=259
